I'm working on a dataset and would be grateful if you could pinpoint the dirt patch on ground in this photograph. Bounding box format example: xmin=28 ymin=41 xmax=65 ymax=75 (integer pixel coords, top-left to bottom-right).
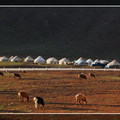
xmin=0 ymin=70 xmax=120 ymax=113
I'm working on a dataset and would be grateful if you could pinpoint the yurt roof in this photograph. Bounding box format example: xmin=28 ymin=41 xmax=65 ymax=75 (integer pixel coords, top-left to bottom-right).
xmin=86 ymin=59 xmax=93 ymax=63
xmin=59 ymin=58 xmax=70 ymax=62
xmin=24 ymin=56 xmax=34 ymax=62
xmin=75 ymin=57 xmax=86 ymax=63
xmin=25 ymin=56 xmax=33 ymax=59
xmin=100 ymin=60 xmax=109 ymax=64
xmin=34 ymin=56 xmax=45 ymax=62
xmin=9 ymin=56 xmax=14 ymax=60
xmin=92 ymin=59 xmax=100 ymax=64
xmin=106 ymin=60 xmax=120 ymax=66
xmin=46 ymin=57 xmax=58 ymax=61
xmin=74 ymin=57 xmax=88 ymax=65
xmin=0 ymin=56 xmax=9 ymax=61
xmin=35 ymin=56 xmax=44 ymax=60
xmin=94 ymin=59 xmax=100 ymax=62
xmin=11 ymin=56 xmax=22 ymax=62
xmin=77 ymin=57 xmax=83 ymax=60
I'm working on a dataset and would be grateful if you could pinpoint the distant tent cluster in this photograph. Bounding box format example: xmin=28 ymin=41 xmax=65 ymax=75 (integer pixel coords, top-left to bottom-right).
xmin=0 ymin=55 xmax=120 ymax=68
xmin=90 ymin=59 xmax=109 ymax=67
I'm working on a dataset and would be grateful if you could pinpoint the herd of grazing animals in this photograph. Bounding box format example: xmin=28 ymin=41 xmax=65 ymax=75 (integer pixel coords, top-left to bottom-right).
xmin=0 ymin=70 xmax=98 ymax=111
xmin=18 ymin=91 xmax=45 ymax=109
xmin=0 ymin=71 xmax=45 ymax=109
xmin=77 ymin=72 xmax=96 ymax=79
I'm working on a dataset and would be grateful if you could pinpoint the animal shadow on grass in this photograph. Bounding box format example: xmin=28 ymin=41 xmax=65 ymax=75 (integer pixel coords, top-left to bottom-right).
xmin=51 ymin=77 xmax=65 ymax=79
xmin=47 ymin=102 xmax=98 ymax=111
xmin=0 ymin=110 xmax=27 ymax=113
xmin=108 ymin=80 xmax=120 ymax=82
xmin=0 ymin=91 xmax=17 ymax=95
xmin=103 ymin=104 xmax=120 ymax=107
xmin=52 ymin=106 xmax=98 ymax=111
xmin=97 ymin=80 xmax=120 ymax=83
xmin=87 ymin=103 xmax=120 ymax=107
xmin=48 ymin=102 xmax=76 ymax=106
xmin=21 ymin=78 xmax=40 ymax=81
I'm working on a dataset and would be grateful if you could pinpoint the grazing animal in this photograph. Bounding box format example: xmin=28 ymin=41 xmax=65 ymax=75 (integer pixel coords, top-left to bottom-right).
xmin=75 ymin=93 xmax=87 ymax=105
xmin=89 ymin=73 xmax=96 ymax=78
xmin=78 ymin=73 xmax=87 ymax=79
xmin=33 ymin=97 xmax=45 ymax=109
xmin=0 ymin=72 xmax=4 ymax=76
xmin=14 ymin=73 xmax=21 ymax=79
xmin=18 ymin=91 xmax=29 ymax=102
xmin=22 ymin=70 xmax=26 ymax=73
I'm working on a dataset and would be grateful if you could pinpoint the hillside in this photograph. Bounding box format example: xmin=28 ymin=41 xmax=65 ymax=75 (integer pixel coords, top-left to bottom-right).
xmin=0 ymin=7 xmax=120 ymax=60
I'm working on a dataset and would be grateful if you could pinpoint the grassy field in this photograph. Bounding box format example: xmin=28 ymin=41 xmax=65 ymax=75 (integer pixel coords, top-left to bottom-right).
xmin=0 ymin=61 xmax=44 ymax=66
xmin=0 ymin=61 xmax=75 ymax=68
xmin=0 ymin=61 xmax=98 ymax=69
xmin=0 ymin=70 xmax=120 ymax=113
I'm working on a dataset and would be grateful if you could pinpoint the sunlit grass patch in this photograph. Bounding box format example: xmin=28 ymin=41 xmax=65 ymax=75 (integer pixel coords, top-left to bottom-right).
xmin=0 ymin=105 xmax=5 ymax=110
xmin=110 ymin=76 xmax=120 ymax=80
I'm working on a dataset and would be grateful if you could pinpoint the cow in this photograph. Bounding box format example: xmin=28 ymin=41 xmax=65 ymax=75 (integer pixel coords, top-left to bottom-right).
xmin=33 ymin=97 xmax=45 ymax=109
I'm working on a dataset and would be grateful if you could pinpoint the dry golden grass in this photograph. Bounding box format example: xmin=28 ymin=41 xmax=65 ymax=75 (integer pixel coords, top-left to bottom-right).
xmin=0 ymin=70 xmax=120 ymax=113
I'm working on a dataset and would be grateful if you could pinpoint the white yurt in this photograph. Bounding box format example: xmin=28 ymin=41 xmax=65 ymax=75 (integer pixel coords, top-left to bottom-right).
xmin=105 ymin=60 xmax=120 ymax=68
xmin=46 ymin=57 xmax=58 ymax=64
xmin=93 ymin=59 xmax=100 ymax=64
xmin=0 ymin=56 xmax=9 ymax=61
xmin=24 ymin=56 xmax=34 ymax=62
xmin=10 ymin=56 xmax=22 ymax=62
xmin=100 ymin=60 xmax=109 ymax=64
xmin=74 ymin=57 xmax=88 ymax=66
xmin=86 ymin=58 xmax=93 ymax=65
xmin=59 ymin=58 xmax=70 ymax=65
xmin=91 ymin=59 xmax=100 ymax=65
xmin=34 ymin=56 xmax=45 ymax=64
xmin=9 ymin=56 xmax=14 ymax=61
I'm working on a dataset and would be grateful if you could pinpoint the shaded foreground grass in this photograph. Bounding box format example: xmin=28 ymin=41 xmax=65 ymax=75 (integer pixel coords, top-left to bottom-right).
xmin=0 ymin=114 xmax=120 ymax=120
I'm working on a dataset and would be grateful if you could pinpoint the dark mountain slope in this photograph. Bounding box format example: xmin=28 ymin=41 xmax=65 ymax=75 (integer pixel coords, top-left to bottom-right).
xmin=0 ymin=8 xmax=119 ymax=60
